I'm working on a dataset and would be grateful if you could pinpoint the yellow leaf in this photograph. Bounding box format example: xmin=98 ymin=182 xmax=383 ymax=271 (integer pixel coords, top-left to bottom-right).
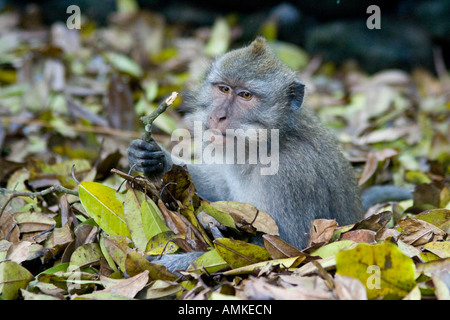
xmin=336 ymin=241 xmax=416 ymax=299
xmin=214 ymin=238 xmax=271 ymax=269
xmin=79 ymin=182 xmax=130 ymax=238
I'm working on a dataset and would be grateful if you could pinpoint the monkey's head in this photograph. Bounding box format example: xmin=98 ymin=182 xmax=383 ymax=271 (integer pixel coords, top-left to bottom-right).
xmin=190 ymin=37 xmax=305 ymax=143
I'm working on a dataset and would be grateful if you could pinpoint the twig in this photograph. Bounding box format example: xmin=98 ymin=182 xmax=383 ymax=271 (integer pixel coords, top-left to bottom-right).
xmin=140 ymin=91 xmax=178 ymax=142
xmin=0 ymin=185 xmax=79 ymax=219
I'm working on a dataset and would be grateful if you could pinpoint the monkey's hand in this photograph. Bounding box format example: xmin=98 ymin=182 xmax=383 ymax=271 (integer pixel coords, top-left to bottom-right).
xmin=128 ymin=139 xmax=171 ymax=176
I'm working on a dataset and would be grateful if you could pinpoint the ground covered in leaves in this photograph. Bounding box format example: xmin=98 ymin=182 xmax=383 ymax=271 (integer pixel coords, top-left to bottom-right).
xmin=0 ymin=4 xmax=449 ymax=300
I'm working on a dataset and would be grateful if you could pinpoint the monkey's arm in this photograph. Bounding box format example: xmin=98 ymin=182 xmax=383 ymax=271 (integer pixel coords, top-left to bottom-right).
xmin=128 ymin=139 xmax=229 ymax=201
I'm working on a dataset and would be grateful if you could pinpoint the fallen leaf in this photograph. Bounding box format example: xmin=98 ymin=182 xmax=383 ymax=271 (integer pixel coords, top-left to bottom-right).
xmin=262 ymin=234 xmax=306 ymax=259
xmin=423 ymin=241 xmax=450 ymax=259
xmin=79 ymin=181 xmax=130 ymax=238
xmin=239 ymin=277 xmax=333 ymax=300
xmin=336 ymin=241 xmax=416 ymax=299
xmin=211 ymin=201 xmax=279 ymax=236
xmin=340 ymin=229 xmax=377 ymax=243
xmin=187 ymin=249 xmax=228 ymax=274
xmin=352 ymin=210 xmax=393 ymax=232
xmin=398 ymin=218 xmax=446 ymax=246
xmin=214 ymin=238 xmax=271 ymax=269
xmin=334 ymin=274 xmax=368 ymax=300
xmin=223 ymin=256 xmax=304 ymax=276
xmin=310 ymin=240 xmax=356 ymax=259
xmin=69 ymin=243 xmax=103 ymax=270
xmin=415 ymin=209 xmax=450 ymax=233
xmin=100 ymin=270 xmax=149 ymax=298
xmin=12 ymin=211 xmax=56 ymax=233
xmin=308 ymin=219 xmax=338 ymax=245
xmin=136 ymin=279 xmax=183 ymax=300
xmin=0 ymin=261 xmax=34 ymax=300
xmin=124 ymin=251 xmax=178 ymax=281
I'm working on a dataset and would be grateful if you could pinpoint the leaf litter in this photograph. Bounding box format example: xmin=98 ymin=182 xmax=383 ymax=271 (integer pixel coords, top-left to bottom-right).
xmin=0 ymin=3 xmax=449 ymax=300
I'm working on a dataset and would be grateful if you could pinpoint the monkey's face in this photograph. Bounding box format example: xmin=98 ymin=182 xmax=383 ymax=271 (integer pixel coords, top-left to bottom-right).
xmin=187 ymin=37 xmax=305 ymax=146
xmin=207 ymin=82 xmax=260 ymax=139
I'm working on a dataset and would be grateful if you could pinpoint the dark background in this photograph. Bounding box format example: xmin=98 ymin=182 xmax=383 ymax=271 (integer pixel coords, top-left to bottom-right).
xmin=2 ymin=0 xmax=449 ymax=73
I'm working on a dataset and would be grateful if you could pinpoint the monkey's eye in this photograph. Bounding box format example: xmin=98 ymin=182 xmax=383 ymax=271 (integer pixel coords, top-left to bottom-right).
xmin=218 ymin=85 xmax=231 ymax=94
xmin=238 ymin=91 xmax=253 ymax=100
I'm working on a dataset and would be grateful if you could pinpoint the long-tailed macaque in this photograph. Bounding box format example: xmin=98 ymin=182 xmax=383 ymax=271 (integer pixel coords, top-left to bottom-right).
xmin=128 ymin=37 xmax=382 ymax=270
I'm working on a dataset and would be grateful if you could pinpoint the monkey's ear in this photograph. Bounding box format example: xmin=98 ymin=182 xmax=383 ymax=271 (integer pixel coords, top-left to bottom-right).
xmin=289 ymin=80 xmax=305 ymax=111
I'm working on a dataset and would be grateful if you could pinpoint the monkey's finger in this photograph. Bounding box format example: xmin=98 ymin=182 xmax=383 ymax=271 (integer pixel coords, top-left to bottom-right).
xmin=130 ymin=139 xmax=160 ymax=152
xmin=132 ymin=162 xmax=164 ymax=175
xmin=128 ymin=149 xmax=165 ymax=161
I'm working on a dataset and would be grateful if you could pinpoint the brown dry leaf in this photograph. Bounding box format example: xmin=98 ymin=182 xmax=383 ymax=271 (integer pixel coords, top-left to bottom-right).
xmin=158 ymin=199 xmax=210 ymax=252
xmin=340 ymin=229 xmax=377 ymax=243
xmin=157 ymin=199 xmax=187 ymax=235
xmin=308 ymin=219 xmax=338 ymax=245
xmin=211 ymin=201 xmax=279 ymax=236
xmin=12 ymin=211 xmax=56 ymax=233
xmin=262 ymin=234 xmax=306 ymax=259
xmin=333 ymin=274 xmax=368 ymax=300
xmin=106 ymin=74 xmax=136 ymax=131
xmin=239 ymin=276 xmax=334 ymax=300
xmin=355 ymin=126 xmax=416 ymax=145
xmin=413 ymin=183 xmax=443 ymax=208
xmin=100 ymin=270 xmax=149 ymax=298
xmin=6 ymin=241 xmax=33 ymax=264
xmin=353 ymin=210 xmax=393 ymax=232
xmin=0 ymin=211 xmax=19 ymax=242
xmin=358 ymin=149 xmax=398 ymax=185
xmin=47 ymin=224 xmax=74 ymax=254
xmin=398 ymin=218 xmax=446 ymax=246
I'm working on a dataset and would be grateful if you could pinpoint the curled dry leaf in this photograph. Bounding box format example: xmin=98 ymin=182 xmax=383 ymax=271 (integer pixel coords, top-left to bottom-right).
xmin=308 ymin=219 xmax=338 ymax=245
xmin=398 ymin=218 xmax=446 ymax=246
xmin=340 ymin=229 xmax=377 ymax=244
xmin=333 ymin=274 xmax=368 ymax=300
xmin=262 ymin=234 xmax=306 ymax=259
xmin=211 ymin=201 xmax=279 ymax=236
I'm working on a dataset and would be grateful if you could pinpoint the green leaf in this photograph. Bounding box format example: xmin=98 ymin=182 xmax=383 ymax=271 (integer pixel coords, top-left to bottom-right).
xmin=336 ymin=241 xmax=416 ymax=300
xmin=103 ymin=52 xmax=143 ymax=78
xmin=200 ymin=201 xmax=237 ymax=230
xmin=124 ymin=189 xmax=171 ymax=252
xmin=204 ymin=18 xmax=231 ymax=57
xmin=141 ymin=198 xmax=170 ymax=239
xmin=214 ymin=238 xmax=271 ymax=269
xmin=269 ymin=41 xmax=309 ymax=70
xmin=310 ymin=240 xmax=357 ymax=259
xmin=99 ymin=234 xmax=118 ymax=272
xmin=0 ymin=261 xmax=34 ymax=300
xmin=69 ymin=243 xmax=103 ymax=270
xmin=123 ymin=189 xmax=150 ymax=251
xmin=187 ymin=249 xmax=228 ymax=274
xmin=79 ymin=181 xmax=130 ymax=238
xmin=102 ymin=235 xmax=134 ymax=271
xmin=125 ymin=251 xmax=178 ymax=281
xmin=416 ymin=209 xmax=450 ymax=233
xmin=145 ymin=231 xmax=178 ymax=255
